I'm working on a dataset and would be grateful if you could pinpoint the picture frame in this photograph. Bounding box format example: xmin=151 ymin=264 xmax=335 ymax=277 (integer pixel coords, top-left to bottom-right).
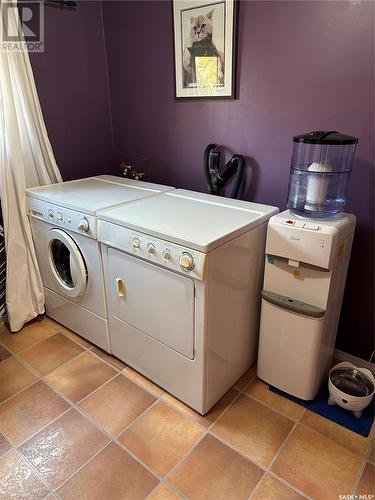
xmin=173 ymin=0 xmax=236 ymax=99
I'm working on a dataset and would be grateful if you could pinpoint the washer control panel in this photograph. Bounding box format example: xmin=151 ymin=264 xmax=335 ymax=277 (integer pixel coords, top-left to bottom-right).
xmin=26 ymin=197 xmax=96 ymax=238
xmin=99 ymin=221 xmax=206 ymax=280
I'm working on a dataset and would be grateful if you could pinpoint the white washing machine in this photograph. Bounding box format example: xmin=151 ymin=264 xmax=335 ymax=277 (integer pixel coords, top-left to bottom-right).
xmin=26 ymin=175 xmax=174 ymax=351
xmin=98 ymin=190 xmax=278 ymax=413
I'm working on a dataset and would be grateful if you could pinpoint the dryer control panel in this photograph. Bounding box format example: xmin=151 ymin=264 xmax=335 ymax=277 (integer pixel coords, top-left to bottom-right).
xmin=26 ymin=197 xmax=96 ymax=238
xmin=98 ymin=220 xmax=207 ymax=280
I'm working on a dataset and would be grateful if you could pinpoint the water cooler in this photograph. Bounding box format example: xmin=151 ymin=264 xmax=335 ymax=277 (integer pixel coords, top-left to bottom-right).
xmin=257 ymin=131 xmax=358 ymax=400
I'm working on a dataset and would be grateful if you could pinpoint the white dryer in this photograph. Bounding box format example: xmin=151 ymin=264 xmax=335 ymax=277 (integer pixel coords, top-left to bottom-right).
xmin=26 ymin=175 xmax=174 ymax=351
xmin=98 ymin=190 xmax=278 ymax=413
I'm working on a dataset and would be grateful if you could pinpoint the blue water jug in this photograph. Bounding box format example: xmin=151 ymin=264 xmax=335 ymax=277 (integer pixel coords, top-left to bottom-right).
xmin=287 ymin=131 xmax=358 ymax=218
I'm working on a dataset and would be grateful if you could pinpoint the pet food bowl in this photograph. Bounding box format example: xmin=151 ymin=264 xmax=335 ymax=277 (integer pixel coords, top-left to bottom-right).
xmin=328 ymin=362 xmax=374 ymax=418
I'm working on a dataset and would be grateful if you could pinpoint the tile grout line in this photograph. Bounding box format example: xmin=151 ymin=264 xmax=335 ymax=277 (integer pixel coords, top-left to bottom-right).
xmin=207 ymin=429 xmax=269 ymax=473
xmin=351 ymin=457 xmax=368 ymax=496
xmin=264 ymin=470 xmax=313 ymax=500
xmin=0 ymin=376 xmax=41 ymax=408
xmin=165 ymin=429 xmax=209 ymax=485
xmin=41 ymin=316 xmax=97 ymax=351
xmin=253 ymin=386 xmax=374 ymax=460
xmin=30 ymin=355 xmax=168 ymax=485
xmin=0 ymin=340 xmax=164 ymax=492
xmin=0 ymin=431 xmax=16 ymax=457
xmin=110 ymin=434 xmax=163 ymax=482
xmin=16 ymin=365 xmax=163 ymax=489
xmin=115 ymin=374 xmax=253 ymax=495
xmin=10 ymin=406 xmax=73 ymax=449
xmin=3 ymin=327 xmax=171 ymax=489
xmin=0 ymin=355 xmax=12 ymax=365
xmin=0 ymin=324 xmax=65 ymax=355
xmin=243 ymin=391 xmax=302 ymax=421
xmin=247 ymin=477 xmax=264 ymax=500
xmin=267 ymin=406 xmax=305 ymax=468
xmin=80 ymin=346 xmax=124 ymax=373
xmin=2 ymin=335 xmax=273 ymax=496
xmin=143 ymin=370 xmax=317 ymax=499
xmin=159 ymin=388 xmax=240 ymax=434
xmin=203 ymin=375 xmax=256 ymax=432
xmin=0 ymin=336 xmax=87 ymax=369
xmin=202 ymin=371 xmax=312 ymax=498
xmin=74 ymin=372 xmax=122 ymax=405
xmin=145 ymin=480 xmax=186 ymax=500
xmin=113 ymin=399 xmax=161 ymax=441
xmin=8 ymin=341 xmax=373 ymax=500
xmin=245 ymin=400 xmax=310 ymax=500
xmin=237 ymin=372 xmax=258 ymax=394
xmin=52 ymin=440 xmax=114 ymax=497
xmin=1 ymin=332 xmax=372 ymax=500
xmin=0 ymin=319 xmax=95 ymax=358
xmin=157 ymin=381 xmax=371 ymax=500
xmin=121 ymin=368 xmax=166 ymax=398
xmin=298 ymin=421 xmax=371 ymax=460
xmin=6 ymin=371 xmax=98 ymax=495
xmin=253 ymin=408 xmax=314 ymax=500
xmin=0 ymin=446 xmax=55 ymax=497
xmin=0 ymin=337 xmax=124 ymax=408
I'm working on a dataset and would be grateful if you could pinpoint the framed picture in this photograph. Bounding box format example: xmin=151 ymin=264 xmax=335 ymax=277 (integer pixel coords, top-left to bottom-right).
xmin=173 ymin=0 xmax=236 ymax=99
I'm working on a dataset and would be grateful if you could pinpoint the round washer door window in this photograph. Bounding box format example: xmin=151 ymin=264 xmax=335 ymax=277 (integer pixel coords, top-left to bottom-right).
xmin=47 ymin=228 xmax=87 ymax=298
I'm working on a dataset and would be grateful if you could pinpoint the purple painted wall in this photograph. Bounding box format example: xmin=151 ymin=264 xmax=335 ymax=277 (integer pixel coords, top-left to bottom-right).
xmin=29 ymin=1 xmax=115 ymax=180
xmin=102 ymin=0 xmax=374 ymax=359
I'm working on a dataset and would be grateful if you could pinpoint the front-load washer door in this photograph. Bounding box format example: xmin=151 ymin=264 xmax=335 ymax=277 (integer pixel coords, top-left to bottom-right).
xmin=107 ymin=248 xmax=195 ymax=359
xmin=47 ymin=229 xmax=87 ymax=298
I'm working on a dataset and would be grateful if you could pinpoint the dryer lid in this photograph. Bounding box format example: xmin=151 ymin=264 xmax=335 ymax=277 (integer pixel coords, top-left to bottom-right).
xmin=98 ymin=189 xmax=279 ymax=252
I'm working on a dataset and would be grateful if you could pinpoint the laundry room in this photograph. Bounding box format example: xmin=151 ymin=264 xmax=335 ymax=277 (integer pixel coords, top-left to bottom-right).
xmin=0 ymin=0 xmax=373 ymax=499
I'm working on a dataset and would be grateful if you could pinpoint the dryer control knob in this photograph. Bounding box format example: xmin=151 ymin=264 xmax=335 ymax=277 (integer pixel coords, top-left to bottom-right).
xmin=56 ymin=212 xmax=63 ymax=221
xmin=77 ymin=217 xmax=89 ymax=233
xmin=48 ymin=209 xmax=54 ymax=218
xmin=179 ymin=252 xmax=195 ymax=271
xmin=162 ymin=249 xmax=171 ymax=261
xmin=132 ymin=238 xmax=141 ymax=249
xmin=147 ymin=243 xmax=156 ymax=255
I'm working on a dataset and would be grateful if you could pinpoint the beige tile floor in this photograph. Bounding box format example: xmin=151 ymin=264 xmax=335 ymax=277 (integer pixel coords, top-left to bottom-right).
xmin=0 ymin=316 xmax=373 ymax=500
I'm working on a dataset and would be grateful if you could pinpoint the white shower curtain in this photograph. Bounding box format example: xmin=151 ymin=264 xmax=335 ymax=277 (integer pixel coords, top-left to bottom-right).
xmin=0 ymin=1 xmax=62 ymax=331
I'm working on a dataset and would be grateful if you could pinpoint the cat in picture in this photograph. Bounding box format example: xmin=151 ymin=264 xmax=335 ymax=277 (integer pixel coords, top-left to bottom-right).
xmin=183 ymin=9 xmax=224 ymax=88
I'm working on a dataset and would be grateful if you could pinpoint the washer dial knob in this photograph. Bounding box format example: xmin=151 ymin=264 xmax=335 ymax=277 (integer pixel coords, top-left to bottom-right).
xmin=179 ymin=252 xmax=195 ymax=271
xmin=48 ymin=209 xmax=54 ymax=218
xmin=162 ymin=249 xmax=171 ymax=261
xmin=56 ymin=212 xmax=63 ymax=221
xmin=77 ymin=217 xmax=89 ymax=233
xmin=147 ymin=243 xmax=156 ymax=255
xmin=132 ymin=238 xmax=141 ymax=249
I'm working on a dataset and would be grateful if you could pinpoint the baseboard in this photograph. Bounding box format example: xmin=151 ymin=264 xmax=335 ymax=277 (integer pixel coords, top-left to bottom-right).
xmin=334 ymin=348 xmax=375 ymax=374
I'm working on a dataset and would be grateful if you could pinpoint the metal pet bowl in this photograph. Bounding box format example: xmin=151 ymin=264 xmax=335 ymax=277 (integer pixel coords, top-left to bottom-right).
xmin=328 ymin=362 xmax=375 ymax=419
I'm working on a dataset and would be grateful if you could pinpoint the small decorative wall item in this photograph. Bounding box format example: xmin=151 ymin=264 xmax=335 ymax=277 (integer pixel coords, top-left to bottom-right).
xmin=120 ymin=162 xmax=145 ymax=180
xmin=173 ymin=0 xmax=236 ymax=98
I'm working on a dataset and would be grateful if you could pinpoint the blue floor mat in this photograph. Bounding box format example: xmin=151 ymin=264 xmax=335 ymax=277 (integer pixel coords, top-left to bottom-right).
xmin=270 ymin=384 xmax=374 ymax=437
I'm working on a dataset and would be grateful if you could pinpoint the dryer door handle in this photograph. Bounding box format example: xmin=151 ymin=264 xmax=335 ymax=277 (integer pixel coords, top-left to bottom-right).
xmin=116 ymin=278 xmax=126 ymax=300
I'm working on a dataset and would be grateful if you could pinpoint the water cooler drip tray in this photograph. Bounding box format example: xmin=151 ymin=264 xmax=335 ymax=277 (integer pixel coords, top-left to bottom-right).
xmin=262 ymin=290 xmax=325 ymax=318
